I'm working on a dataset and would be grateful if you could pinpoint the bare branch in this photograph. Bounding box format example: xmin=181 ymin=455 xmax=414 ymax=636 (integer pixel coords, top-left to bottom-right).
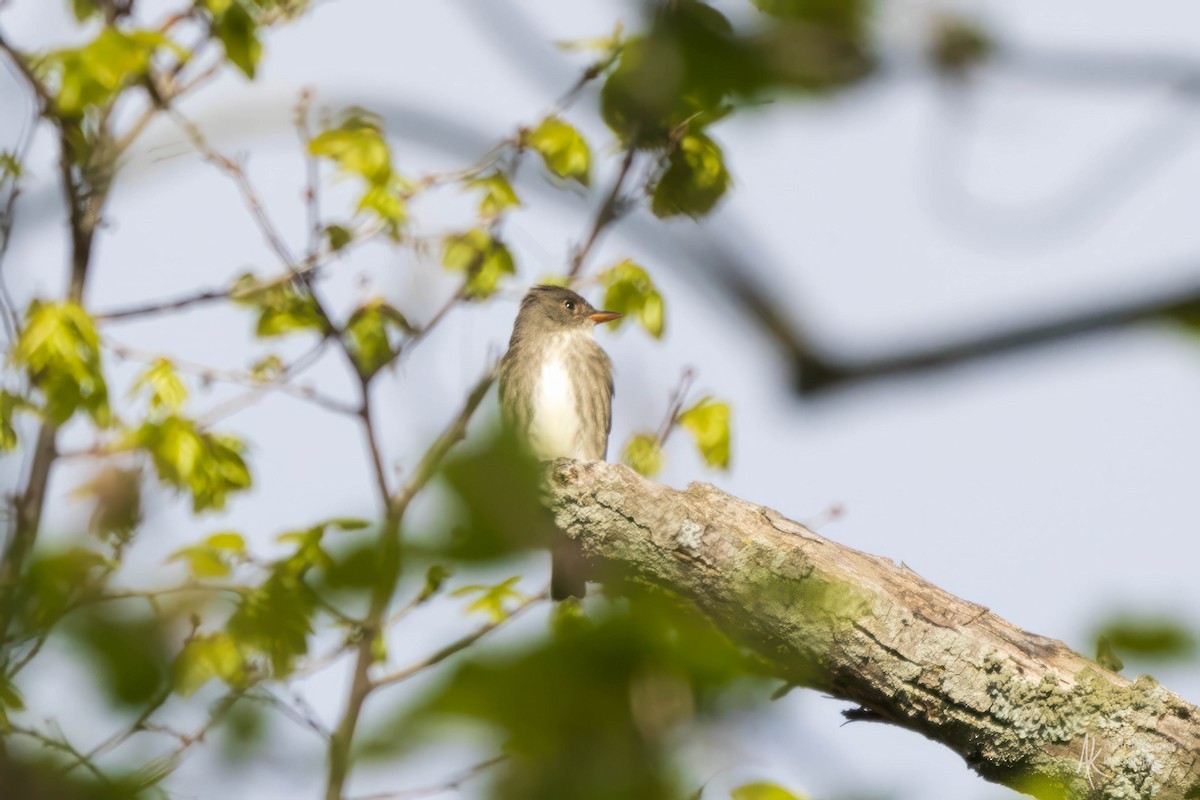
xmin=372 ymin=591 xmax=548 ymax=690
xmin=567 ymin=145 xmax=639 ymax=280
xmin=348 ymin=756 xmax=507 ymax=800
xmin=546 ymin=459 xmax=1200 ymax=800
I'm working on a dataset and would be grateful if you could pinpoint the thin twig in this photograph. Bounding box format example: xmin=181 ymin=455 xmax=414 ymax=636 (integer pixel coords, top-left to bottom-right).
xmin=372 ymin=591 xmax=547 ymax=690
xmin=105 ymin=336 xmax=357 ymax=419
xmin=248 ymin=686 xmax=332 ymax=740
xmin=9 ymin=724 xmax=109 ymax=782
xmin=567 ymin=145 xmax=638 ymax=279
xmin=656 ymin=368 xmax=696 ymax=446
xmin=130 ymin=689 xmax=245 ymax=791
xmin=390 ymin=367 xmax=498 ymax=517
xmin=349 ymin=755 xmax=508 ymax=800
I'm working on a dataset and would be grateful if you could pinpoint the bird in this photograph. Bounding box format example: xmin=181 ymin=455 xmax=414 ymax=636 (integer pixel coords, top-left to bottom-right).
xmin=498 ymin=284 xmax=621 ymax=599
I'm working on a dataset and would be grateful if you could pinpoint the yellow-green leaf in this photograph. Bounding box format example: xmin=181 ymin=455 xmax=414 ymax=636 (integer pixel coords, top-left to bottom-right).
xmin=451 ymin=576 xmax=525 ymax=623
xmin=130 ymin=416 xmax=252 ymax=512
xmin=442 ymin=229 xmax=516 ymax=299
xmin=309 ymin=117 xmax=391 ymax=184
xmin=40 ymin=28 xmax=188 ymax=116
xmin=0 ymin=391 xmax=28 ymax=451
xmin=526 ymin=116 xmax=591 ymax=186
xmin=651 ymin=131 xmax=731 ymax=218
xmin=601 ymin=259 xmax=665 ymax=338
xmin=465 ymin=171 xmax=520 ymax=217
xmin=130 ymin=358 xmax=188 ymax=414
xmin=678 ymin=398 xmax=731 ymax=469
xmin=623 ymin=433 xmax=665 ymax=477
xmin=208 ymin=1 xmax=262 ymax=79
xmin=731 ymin=782 xmax=807 ymax=800
xmin=172 ymin=633 xmax=245 ymax=696
xmin=206 ymin=531 xmax=246 ymax=552
xmin=309 ymin=110 xmax=409 ymax=236
xmin=230 ymin=275 xmax=328 ymax=339
xmin=345 ymin=299 xmax=412 ymax=377
xmin=13 ymin=300 xmax=109 ymax=426
xmin=70 ymin=0 xmax=101 ymax=22
xmin=324 ymin=224 xmax=352 ymax=252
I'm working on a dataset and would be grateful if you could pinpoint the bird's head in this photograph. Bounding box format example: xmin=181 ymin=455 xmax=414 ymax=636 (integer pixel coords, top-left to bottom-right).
xmin=517 ymin=285 xmax=622 ymax=333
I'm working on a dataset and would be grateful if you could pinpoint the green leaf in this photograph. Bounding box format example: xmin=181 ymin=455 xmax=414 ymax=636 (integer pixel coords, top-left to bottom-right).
xmin=325 ymin=223 xmax=352 ymax=251
xmin=72 ymin=611 xmax=170 ymax=706
xmin=601 ymin=259 xmax=665 ymax=338
xmin=526 ymin=117 xmax=591 ymax=186
xmin=1095 ymin=635 xmax=1124 ymax=673
xmin=22 ymin=547 xmax=111 ymax=628
xmin=0 ymin=672 xmax=23 ymax=727
xmin=173 ymin=632 xmax=246 ymax=696
xmin=451 ymin=576 xmax=526 ymax=623
xmin=310 ymin=118 xmax=392 ymax=184
xmin=209 ymin=1 xmax=262 ymax=79
xmin=169 ymin=532 xmax=245 ymax=579
xmin=130 ymin=358 xmax=189 ymax=414
xmin=0 ymin=391 xmax=30 ymax=451
xmin=731 ymin=782 xmax=807 ymax=800
xmin=230 ymin=274 xmax=328 ymax=338
xmin=345 ymin=299 xmax=413 ymax=377
xmin=441 ymin=229 xmax=516 ymax=299
xmin=70 ymin=0 xmax=102 ymax=22
xmin=465 ymin=171 xmax=521 ymax=217
xmin=419 ymin=564 xmax=452 ymax=602
xmin=309 ymin=110 xmax=408 ymax=235
xmin=623 ymin=433 xmax=665 ymax=478
xmin=1095 ymin=616 xmax=1197 ymax=663
xmin=13 ymin=300 xmax=110 ymax=426
xmin=40 ymin=28 xmax=188 ymax=116
xmin=678 ymin=398 xmax=731 ymax=469
xmin=249 ymin=353 xmax=285 ymax=382
xmin=651 ymin=132 xmax=731 ymax=218
xmin=130 ymin=416 xmax=252 ymax=512
xmin=227 ymin=571 xmax=316 ymax=676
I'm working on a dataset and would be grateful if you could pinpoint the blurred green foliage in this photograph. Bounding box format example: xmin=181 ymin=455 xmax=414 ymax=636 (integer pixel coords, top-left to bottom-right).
xmin=730 ymin=782 xmax=808 ymax=800
xmin=126 ymin=415 xmax=251 ymax=512
xmin=308 ymin=109 xmax=410 ymax=237
xmin=466 ymin=172 xmax=522 ymax=218
xmin=442 ymin=228 xmax=517 ymax=299
xmin=1093 ymin=614 xmax=1198 ymax=667
xmin=602 ymin=259 xmax=665 ymax=338
xmin=624 ymin=432 xmax=666 ymax=478
xmin=435 ymin=427 xmax=555 ymax=561
xmin=230 ymin=273 xmax=330 ymax=338
xmin=369 ymin=588 xmax=766 ymax=800
xmin=679 ymin=398 xmax=731 ymax=470
xmin=35 ymin=28 xmax=186 ymax=116
xmin=13 ymin=301 xmax=110 ymax=427
xmin=345 ymin=298 xmax=413 ymax=377
xmin=525 ymin=116 xmax=592 ymax=187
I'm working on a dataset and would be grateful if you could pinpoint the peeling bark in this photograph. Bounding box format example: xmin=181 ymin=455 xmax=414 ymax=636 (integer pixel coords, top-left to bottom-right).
xmin=544 ymin=460 xmax=1200 ymax=800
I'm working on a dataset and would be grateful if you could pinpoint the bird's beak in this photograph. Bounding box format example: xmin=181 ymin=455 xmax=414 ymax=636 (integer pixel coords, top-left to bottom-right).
xmin=588 ymin=310 xmax=623 ymax=325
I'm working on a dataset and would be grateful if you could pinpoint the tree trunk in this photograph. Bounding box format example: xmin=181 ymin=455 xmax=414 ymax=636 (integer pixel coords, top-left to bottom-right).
xmin=544 ymin=459 xmax=1200 ymax=800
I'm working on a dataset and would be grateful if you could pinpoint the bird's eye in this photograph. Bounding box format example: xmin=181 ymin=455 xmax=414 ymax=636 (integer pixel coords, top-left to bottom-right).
xmin=564 ymin=300 xmax=575 ymax=310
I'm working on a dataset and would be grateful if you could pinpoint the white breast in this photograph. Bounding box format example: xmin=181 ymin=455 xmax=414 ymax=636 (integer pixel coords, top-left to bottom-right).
xmin=529 ymin=354 xmax=581 ymax=460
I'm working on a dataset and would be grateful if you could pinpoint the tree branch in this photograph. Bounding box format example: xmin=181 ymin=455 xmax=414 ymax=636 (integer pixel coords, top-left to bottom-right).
xmin=544 ymin=459 xmax=1200 ymax=800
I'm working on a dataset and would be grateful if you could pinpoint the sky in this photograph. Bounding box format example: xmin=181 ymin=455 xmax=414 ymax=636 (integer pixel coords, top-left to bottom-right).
xmin=4 ymin=1 xmax=1200 ymax=798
